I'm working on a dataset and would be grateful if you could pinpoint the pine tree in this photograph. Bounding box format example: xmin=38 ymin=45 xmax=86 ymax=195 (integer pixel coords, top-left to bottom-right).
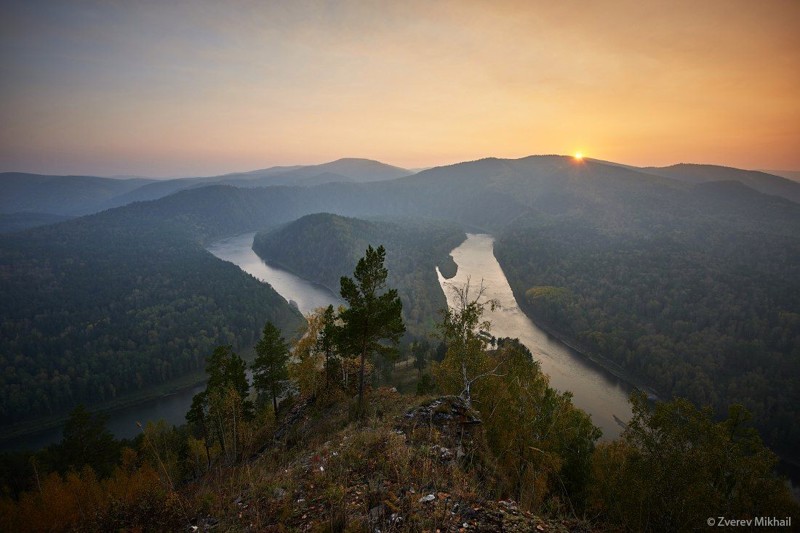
xmin=252 ymin=321 xmax=290 ymax=417
xmin=338 ymin=245 xmax=405 ymax=413
xmin=317 ymin=305 xmax=339 ymax=388
xmin=186 ymin=345 xmax=252 ymax=463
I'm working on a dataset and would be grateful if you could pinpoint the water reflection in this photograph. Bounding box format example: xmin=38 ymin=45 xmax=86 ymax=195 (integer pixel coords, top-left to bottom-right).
xmin=437 ymin=233 xmax=633 ymax=439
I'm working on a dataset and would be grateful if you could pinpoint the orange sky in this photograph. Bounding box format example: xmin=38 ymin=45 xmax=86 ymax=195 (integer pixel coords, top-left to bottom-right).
xmin=1 ymin=0 xmax=798 ymax=177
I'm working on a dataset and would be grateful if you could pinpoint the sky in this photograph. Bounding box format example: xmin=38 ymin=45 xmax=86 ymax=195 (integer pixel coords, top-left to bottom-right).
xmin=1 ymin=0 xmax=799 ymax=177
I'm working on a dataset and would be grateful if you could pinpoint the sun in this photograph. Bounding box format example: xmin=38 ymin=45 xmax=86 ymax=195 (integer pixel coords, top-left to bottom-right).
xmin=574 ymin=152 xmax=584 ymax=161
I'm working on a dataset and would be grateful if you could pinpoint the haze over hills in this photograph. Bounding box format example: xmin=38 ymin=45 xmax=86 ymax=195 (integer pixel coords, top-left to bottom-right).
xmin=3 ymin=156 xmax=797 ymax=228
xmin=761 ymin=169 xmax=800 ymax=183
xmin=0 ymin=158 xmax=412 ymax=221
xmin=1 ymin=154 xmax=798 ymax=460
xmin=0 ymin=173 xmax=155 ymax=217
xmin=643 ymin=163 xmax=800 ymax=204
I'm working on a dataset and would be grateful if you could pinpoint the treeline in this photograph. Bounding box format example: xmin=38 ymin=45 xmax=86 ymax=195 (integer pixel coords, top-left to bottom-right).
xmin=253 ymin=213 xmax=464 ymax=335
xmin=0 ymin=216 xmax=304 ymax=428
xmin=2 ymin=256 xmax=796 ymax=531
xmin=495 ymin=195 xmax=800 ymax=454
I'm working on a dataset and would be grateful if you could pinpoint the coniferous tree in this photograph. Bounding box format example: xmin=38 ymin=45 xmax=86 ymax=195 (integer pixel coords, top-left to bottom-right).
xmin=253 ymin=322 xmax=290 ymax=417
xmin=317 ymin=305 xmax=340 ymax=388
xmin=412 ymin=339 xmax=430 ymax=376
xmin=55 ymin=405 xmax=120 ymax=477
xmin=338 ymin=245 xmax=405 ymax=413
xmin=204 ymin=346 xmax=251 ymax=409
xmin=186 ymin=345 xmax=252 ymax=463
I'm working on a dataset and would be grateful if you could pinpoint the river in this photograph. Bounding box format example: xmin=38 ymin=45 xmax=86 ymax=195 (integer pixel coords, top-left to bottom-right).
xmin=4 ymin=232 xmax=631 ymax=449
xmin=212 ymin=232 xmax=634 ymax=438
xmin=437 ymin=233 xmax=633 ymax=439
xmin=207 ymin=232 xmax=342 ymax=315
xmin=1 ymin=233 xmax=339 ymax=451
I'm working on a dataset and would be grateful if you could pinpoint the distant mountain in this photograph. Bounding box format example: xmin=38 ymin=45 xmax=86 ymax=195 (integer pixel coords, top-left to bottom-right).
xmin=761 ymin=169 xmax=800 ymax=183
xmin=228 ymin=158 xmax=411 ymax=186
xmin=0 ymin=173 xmax=155 ymax=215
xmin=0 ymin=212 xmax=74 ymax=233
xmin=98 ymin=158 xmax=412 ymax=210
xmin=3 ymin=154 xmax=799 ymax=455
xmin=642 ymin=163 xmax=800 ymax=204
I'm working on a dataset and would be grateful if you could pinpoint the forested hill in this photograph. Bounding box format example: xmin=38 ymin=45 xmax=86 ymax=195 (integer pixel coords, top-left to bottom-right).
xmin=492 ymin=180 xmax=800 ymax=455
xmin=0 ymin=214 xmax=305 ymax=432
xmin=0 ymin=159 xmax=411 ymax=218
xmin=0 ymin=173 xmax=154 ymax=216
xmin=642 ymin=163 xmax=800 ymax=204
xmin=3 ymin=154 xmax=799 ymax=457
xmin=252 ymin=213 xmax=464 ymax=335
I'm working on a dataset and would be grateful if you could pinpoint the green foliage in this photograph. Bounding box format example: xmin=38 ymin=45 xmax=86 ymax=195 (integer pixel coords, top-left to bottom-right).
xmin=434 ymin=280 xmax=497 ymax=407
xmin=187 ymin=346 xmax=252 ymax=464
xmin=205 ymin=346 xmax=252 ymax=418
xmin=433 ymin=285 xmax=600 ymax=512
xmin=497 ymin=216 xmax=800 ymax=454
xmin=0 ymin=216 xmax=303 ymax=428
xmin=412 ymin=339 xmax=431 ymax=375
xmin=252 ymin=322 xmax=290 ymax=416
xmin=253 ymin=213 xmax=464 ymax=336
xmin=339 ymin=245 xmax=405 ymax=410
xmin=589 ymin=393 xmax=799 ymax=531
xmin=51 ymin=405 xmax=120 ymax=478
xmin=317 ymin=305 xmax=341 ymax=387
xmin=479 ymin=339 xmax=600 ymax=512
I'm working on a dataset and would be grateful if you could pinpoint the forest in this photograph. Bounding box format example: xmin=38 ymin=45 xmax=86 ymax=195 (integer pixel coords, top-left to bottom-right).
xmin=2 ymin=155 xmax=798 ymax=468
xmin=1 ymin=246 xmax=796 ymax=531
xmin=252 ymin=213 xmax=464 ymax=336
xmin=495 ymin=184 xmax=800 ymax=455
xmin=0 ymin=215 xmax=304 ymax=430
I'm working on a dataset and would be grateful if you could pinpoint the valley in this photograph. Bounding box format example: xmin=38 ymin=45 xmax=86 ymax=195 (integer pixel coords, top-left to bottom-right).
xmin=3 ymin=4 xmax=798 ymax=527
xmin=1 ymin=154 xmax=798 ymax=528
xmin=2 ymin=156 xmax=798 ymax=456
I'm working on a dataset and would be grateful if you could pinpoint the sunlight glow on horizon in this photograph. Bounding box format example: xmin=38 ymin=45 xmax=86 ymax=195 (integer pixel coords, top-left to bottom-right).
xmin=0 ymin=1 xmax=798 ymax=177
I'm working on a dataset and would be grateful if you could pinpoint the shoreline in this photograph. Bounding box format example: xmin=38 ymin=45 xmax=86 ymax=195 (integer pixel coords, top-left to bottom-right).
xmin=516 ymin=298 xmax=662 ymax=401
xmin=0 ymin=371 xmax=208 ymax=448
xmin=509 ymin=288 xmax=800 ymax=489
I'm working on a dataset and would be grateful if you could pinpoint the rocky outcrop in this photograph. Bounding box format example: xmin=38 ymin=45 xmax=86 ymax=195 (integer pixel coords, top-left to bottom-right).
xmin=396 ymin=395 xmax=483 ymax=464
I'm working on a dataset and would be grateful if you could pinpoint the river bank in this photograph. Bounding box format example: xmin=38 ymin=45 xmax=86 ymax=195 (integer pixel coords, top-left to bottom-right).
xmin=0 ymin=369 xmax=208 ymax=450
xmin=437 ymin=233 xmax=634 ymax=439
xmin=514 ymin=298 xmax=662 ymax=401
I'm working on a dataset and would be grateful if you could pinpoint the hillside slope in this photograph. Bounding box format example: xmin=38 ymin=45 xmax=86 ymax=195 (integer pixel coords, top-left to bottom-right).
xmin=643 ymin=163 xmax=800 ymax=203
xmin=253 ymin=213 xmax=464 ymax=335
xmin=0 ymin=173 xmax=154 ymax=215
xmin=0 ymin=214 xmax=304 ymax=432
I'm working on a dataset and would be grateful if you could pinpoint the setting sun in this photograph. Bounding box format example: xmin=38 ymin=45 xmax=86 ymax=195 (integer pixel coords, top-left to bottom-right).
xmin=574 ymin=152 xmax=584 ymax=161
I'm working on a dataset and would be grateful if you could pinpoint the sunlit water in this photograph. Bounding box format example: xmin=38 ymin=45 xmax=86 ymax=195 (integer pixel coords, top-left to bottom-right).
xmin=437 ymin=233 xmax=633 ymax=439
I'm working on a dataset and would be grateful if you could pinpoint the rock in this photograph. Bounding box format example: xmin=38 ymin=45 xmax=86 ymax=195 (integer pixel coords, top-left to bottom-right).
xmin=419 ymin=494 xmax=436 ymax=503
xmin=369 ymin=504 xmax=385 ymax=521
xmin=397 ymin=396 xmax=482 ymax=464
